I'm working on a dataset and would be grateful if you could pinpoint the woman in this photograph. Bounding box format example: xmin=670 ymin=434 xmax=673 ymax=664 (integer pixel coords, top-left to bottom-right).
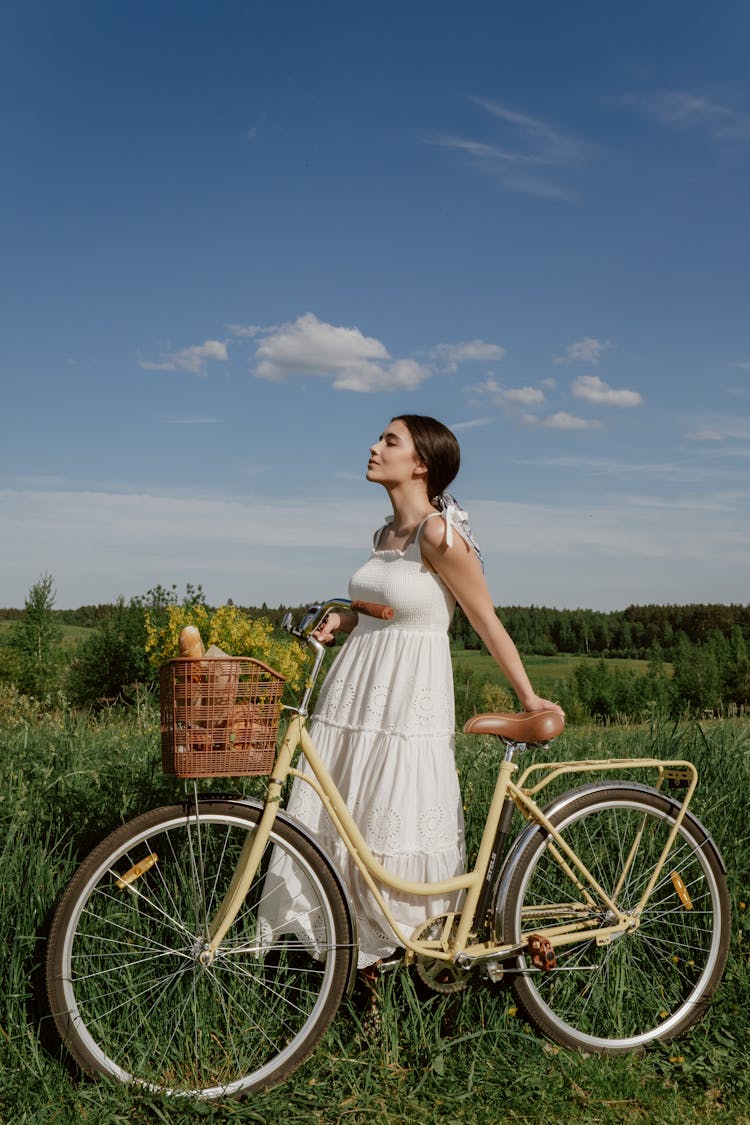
xmin=285 ymin=415 xmax=563 ymax=968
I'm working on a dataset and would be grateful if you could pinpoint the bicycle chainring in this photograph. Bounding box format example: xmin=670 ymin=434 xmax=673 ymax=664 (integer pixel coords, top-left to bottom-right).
xmin=412 ymin=914 xmax=472 ymax=994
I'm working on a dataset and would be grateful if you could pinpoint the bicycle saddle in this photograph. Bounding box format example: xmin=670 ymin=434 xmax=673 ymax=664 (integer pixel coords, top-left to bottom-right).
xmin=463 ymin=709 xmax=564 ymax=744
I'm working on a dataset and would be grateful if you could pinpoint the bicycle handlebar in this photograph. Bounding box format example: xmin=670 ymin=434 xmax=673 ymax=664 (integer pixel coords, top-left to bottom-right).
xmin=282 ymin=597 xmax=393 ymax=714
xmin=350 ymin=600 xmax=394 ymax=620
xmin=281 ymin=597 xmax=394 ymax=645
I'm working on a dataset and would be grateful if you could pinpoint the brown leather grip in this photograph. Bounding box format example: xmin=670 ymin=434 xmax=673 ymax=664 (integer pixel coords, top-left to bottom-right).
xmin=351 ymin=600 xmax=394 ymax=620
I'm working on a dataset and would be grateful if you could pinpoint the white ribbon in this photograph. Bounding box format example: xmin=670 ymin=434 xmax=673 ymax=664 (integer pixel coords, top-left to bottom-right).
xmin=432 ymin=493 xmax=484 ymax=569
xmin=380 ymin=497 xmax=483 ymax=568
xmin=441 ymin=503 xmax=466 ymax=547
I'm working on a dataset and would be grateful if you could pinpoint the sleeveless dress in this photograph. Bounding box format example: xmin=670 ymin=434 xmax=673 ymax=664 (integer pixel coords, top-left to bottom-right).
xmin=283 ymin=511 xmax=467 ymax=967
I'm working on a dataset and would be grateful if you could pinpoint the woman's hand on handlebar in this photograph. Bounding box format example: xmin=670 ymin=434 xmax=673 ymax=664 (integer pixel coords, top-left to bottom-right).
xmin=312 ymin=613 xmax=342 ymax=646
xmin=312 ymin=609 xmax=359 ymax=645
xmin=307 ymin=600 xmax=392 ymax=645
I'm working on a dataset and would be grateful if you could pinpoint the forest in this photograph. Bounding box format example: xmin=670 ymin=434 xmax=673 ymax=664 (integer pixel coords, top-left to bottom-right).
xmin=1 ymin=577 xmax=748 ymax=724
xmin=3 ymin=593 xmax=750 ymax=659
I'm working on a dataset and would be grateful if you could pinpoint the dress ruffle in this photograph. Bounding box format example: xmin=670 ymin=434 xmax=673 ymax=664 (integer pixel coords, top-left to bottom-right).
xmin=269 ymin=529 xmax=466 ymax=967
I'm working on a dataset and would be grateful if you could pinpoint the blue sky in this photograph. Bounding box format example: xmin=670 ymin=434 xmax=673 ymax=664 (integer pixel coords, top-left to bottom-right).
xmin=2 ymin=1 xmax=749 ymax=611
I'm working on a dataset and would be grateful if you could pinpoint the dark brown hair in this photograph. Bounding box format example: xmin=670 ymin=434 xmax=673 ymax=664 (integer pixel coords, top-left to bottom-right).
xmin=392 ymin=415 xmax=460 ymax=503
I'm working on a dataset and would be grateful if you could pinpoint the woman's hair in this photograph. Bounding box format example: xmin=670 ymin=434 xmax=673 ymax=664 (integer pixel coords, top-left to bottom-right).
xmin=392 ymin=414 xmax=460 ymax=504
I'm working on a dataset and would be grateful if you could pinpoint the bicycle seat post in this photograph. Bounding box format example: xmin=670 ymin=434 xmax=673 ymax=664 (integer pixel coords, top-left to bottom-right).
xmin=502 ymin=739 xmax=526 ymax=763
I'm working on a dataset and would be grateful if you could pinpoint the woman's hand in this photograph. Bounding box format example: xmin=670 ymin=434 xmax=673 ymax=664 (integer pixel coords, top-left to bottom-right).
xmin=312 ymin=613 xmax=341 ymax=646
xmin=519 ymin=692 xmax=565 ymax=719
xmin=311 ymin=610 xmax=358 ymax=646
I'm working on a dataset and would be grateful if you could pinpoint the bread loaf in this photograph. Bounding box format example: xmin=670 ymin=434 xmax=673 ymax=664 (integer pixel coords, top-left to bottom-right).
xmin=178 ymin=626 xmax=205 ymax=659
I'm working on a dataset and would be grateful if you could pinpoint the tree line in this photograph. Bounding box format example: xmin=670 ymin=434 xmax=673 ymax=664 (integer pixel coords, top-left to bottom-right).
xmin=3 ymin=597 xmax=750 ymax=660
xmin=449 ymin=603 xmax=750 ymax=659
xmin=1 ymin=576 xmax=748 ymax=722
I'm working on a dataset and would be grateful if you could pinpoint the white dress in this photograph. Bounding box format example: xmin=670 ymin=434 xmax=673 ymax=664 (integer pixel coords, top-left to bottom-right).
xmin=284 ymin=511 xmax=466 ymax=967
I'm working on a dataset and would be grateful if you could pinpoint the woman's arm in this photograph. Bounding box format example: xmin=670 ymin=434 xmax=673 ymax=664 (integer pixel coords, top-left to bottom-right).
xmin=420 ymin=520 xmax=564 ymax=716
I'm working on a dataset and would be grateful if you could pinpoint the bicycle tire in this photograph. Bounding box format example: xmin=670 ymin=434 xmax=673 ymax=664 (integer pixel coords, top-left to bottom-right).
xmin=46 ymin=801 xmax=354 ymax=1098
xmin=499 ymin=783 xmax=730 ymax=1053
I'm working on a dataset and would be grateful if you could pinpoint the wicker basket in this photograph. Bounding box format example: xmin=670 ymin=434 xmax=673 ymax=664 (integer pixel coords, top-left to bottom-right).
xmin=159 ymin=657 xmax=285 ymax=777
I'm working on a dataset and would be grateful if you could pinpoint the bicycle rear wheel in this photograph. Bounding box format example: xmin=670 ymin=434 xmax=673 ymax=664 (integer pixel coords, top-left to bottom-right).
xmin=499 ymin=783 xmax=729 ymax=1053
xmin=46 ymin=801 xmax=354 ymax=1098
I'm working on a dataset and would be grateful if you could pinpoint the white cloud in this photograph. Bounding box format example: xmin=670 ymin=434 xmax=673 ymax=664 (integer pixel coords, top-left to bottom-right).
xmin=470 ymin=492 xmax=750 ymax=584
xmin=521 ymin=453 xmax=748 ymax=486
xmin=687 ymin=430 xmax=725 ymax=442
xmin=226 ymin=324 xmax=262 ymax=339
xmin=4 ymin=482 xmax=750 ymax=611
xmin=471 ymin=375 xmax=546 ymax=410
xmin=427 ymin=135 xmax=543 ymax=165
xmin=450 ymin=417 xmax=496 ymax=431
xmin=139 ymin=339 xmax=229 ymax=375
xmin=502 ymin=386 xmax=545 ymax=407
xmin=685 ymin=419 xmax=750 ymax=443
xmin=331 ymin=358 xmax=429 ymax=393
xmin=555 ymin=337 xmax=614 ymax=365
xmin=522 ymin=411 xmax=603 ymax=430
xmin=431 ymin=339 xmax=507 ymax=372
xmin=469 ymin=98 xmax=590 ymax=165
xmin=624 ymin=90 xmax=750 ymax=142
xmin=252 ymin=313 xmax=430 ymax=392
xmin=254 ymin=313 xmax=388 ymax=379
xmin=571 ymin=375 xmax=642 ymax=408
xmin=426 ymin=98 xmax=588 ymax=201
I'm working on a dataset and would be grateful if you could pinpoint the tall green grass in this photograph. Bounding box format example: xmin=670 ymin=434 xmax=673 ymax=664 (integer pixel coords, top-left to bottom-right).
xmin=1 ymin=707 xmax=748 ymax=1123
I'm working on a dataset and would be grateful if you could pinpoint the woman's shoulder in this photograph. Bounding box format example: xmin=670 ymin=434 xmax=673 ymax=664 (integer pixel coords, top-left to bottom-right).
xmin=418 ymin=506 xmax=485 ymax=576
xmin=417 ymin=511 xmax=470 ymax=553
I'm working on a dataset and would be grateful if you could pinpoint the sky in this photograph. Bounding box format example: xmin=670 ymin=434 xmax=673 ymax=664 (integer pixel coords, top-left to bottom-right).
xmin=2 ymin=1 xmax=749 ymax=612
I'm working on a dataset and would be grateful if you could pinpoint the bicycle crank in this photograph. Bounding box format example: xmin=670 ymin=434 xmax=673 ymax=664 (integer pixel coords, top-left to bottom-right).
xmin=412 ymin=914 xmax=472 ymax=994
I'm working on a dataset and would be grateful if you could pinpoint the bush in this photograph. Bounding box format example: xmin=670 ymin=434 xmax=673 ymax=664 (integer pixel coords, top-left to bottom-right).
xmin=67 ymin=598 xmax=151 ymax=707
xmin=144 ymin=602 xmax=310 ymax=690
xmin=0 ymin=682 xmax=43 ymax=727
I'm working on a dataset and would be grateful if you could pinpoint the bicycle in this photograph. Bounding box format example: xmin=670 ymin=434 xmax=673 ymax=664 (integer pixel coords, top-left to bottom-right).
xmin=45 ymin=598 xmax=730 ymax=1099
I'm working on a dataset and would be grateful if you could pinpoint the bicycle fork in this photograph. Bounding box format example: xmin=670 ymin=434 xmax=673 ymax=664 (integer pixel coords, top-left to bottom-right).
xmin=192 ymin=719 xmax=301 ymax=962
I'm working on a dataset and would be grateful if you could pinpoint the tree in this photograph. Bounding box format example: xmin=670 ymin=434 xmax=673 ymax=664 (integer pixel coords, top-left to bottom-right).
xmin=724 ymin=626 xmax=750 ymax=710
xmin=68 ymin=583 xmax=209 ymax=708
xmin=11 ymin=573 xmax=63 ymax=699
xmin=671 ymin=634 xmax=722 ymax=716
xmin=67 ymin=597 xmax=151 ymax=707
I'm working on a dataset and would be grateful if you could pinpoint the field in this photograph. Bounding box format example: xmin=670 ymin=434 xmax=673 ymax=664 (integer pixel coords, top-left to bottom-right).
xmin=0 ymin=620 xmax=94 ymax=651
xmin=1 ymin=703 xmax=748 ymax=1124
xmin=452 ymin=649 xmax=665 ymax=697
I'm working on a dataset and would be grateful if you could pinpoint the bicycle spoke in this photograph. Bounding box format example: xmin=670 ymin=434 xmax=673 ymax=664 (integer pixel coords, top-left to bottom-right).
xmin=503 ymin=786 xmax=729 ymax=1052
xmin=47 ymin=803 xmax=352 ymax=1096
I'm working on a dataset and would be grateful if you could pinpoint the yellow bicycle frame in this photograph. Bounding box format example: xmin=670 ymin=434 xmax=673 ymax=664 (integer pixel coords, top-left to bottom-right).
xmin=204 ymin=710 xmax=699 ymax=968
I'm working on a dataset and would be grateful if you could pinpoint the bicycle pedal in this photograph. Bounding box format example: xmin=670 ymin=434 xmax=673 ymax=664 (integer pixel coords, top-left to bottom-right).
xmin=527 ymin=934 xmax=557 ymax=971
xmin=377 ymin=947 xmax=406 ymax=973
xmin=479 ymin=959 xmax=504 ymax=984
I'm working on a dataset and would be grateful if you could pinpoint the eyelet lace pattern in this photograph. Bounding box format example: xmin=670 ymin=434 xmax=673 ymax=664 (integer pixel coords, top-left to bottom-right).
xmin=269 ymin=523 xmax=467 ymax=967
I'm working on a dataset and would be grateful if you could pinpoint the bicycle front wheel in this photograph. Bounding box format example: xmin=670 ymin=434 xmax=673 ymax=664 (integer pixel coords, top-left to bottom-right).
xmin=46 ymin=801 xmax=354 ymax=1098
xmin=500 ymin=783 xmax=730 ymax=1053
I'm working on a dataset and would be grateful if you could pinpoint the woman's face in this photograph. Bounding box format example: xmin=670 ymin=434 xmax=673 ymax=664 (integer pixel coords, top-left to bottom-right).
xmin=366 ymin=419 xmax=426 ymax=488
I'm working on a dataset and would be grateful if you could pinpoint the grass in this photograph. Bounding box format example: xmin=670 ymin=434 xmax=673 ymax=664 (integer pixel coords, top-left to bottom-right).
xmin=0 ymin=620 xmax=94 ymax=650
xmin=0 ymin=706 xmax=748 ymax=1124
